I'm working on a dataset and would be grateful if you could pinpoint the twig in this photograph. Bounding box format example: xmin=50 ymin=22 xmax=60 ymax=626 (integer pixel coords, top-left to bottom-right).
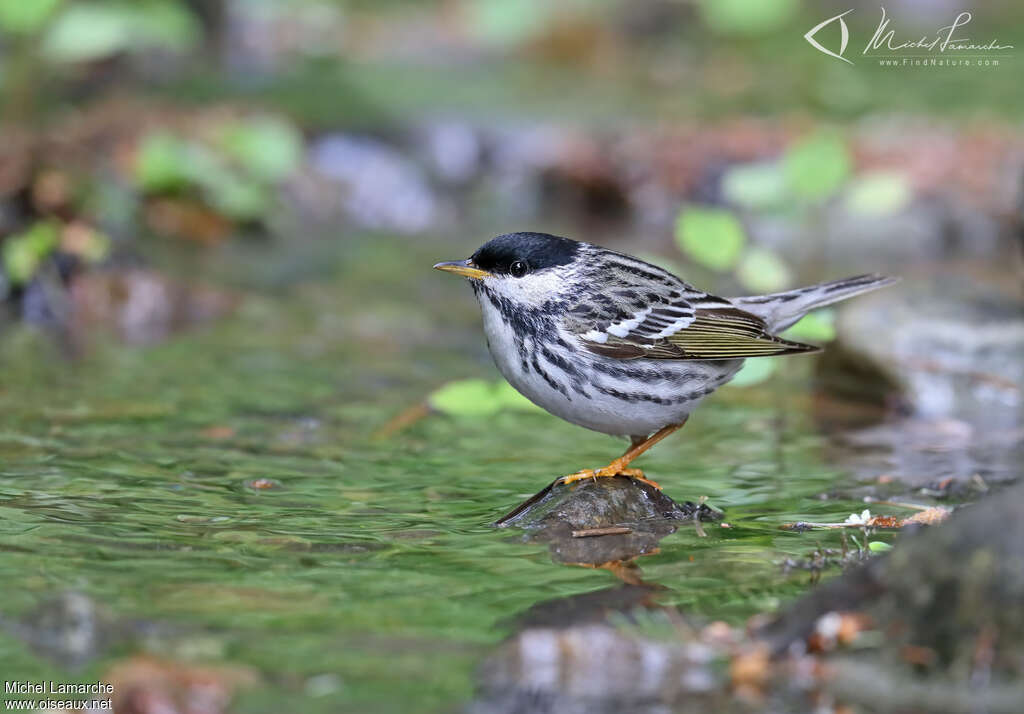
xmin=372 ymin=402 xmax=430 ymax=440
xmin=572 ymin=526 xmax=633 ymax=538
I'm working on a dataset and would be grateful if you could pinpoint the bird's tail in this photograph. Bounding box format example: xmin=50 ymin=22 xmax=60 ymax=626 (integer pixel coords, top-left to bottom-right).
xmin=732 ymin=274 xmax=898 ymax=333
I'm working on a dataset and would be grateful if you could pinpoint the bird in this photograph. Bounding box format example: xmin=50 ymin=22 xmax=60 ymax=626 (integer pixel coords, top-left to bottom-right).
xmin=434 ymin=232 xmax=895 ymax=489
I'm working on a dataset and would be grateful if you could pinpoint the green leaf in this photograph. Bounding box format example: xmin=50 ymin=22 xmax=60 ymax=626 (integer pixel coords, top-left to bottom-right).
xmin=0 ymin=0 xmax=61 ymax=35
xmin=429 ymin=379 xmax=542 ymax=417
xmin=844 ymin=172 xmax=911 ymax=216
xmin=43 ymin=0 xmax=199 ymax=63
xmin=868 ymin=541 xmax=893 ymax=553
xmin=429 ymin=379 xmax=502 ymax=417
xmin=2 ymin=221 xmax=59 ymax=285
xmin=122 ymin=0 xmax=198 ymax=49
xmin=216 ymin=117 xmax=303 ymax=183
xmin=136 ymin=129 xmax=275 ymax=221
xmin=675 ymin=206 xmax=746 ymax=272
xmin=725 ymin=357 xmax=778 ymax=387
xmin=135 ymin=132 xmax=192 ymax=192
xmin=721 ymin=162 xmax=787 ymax=210
xmin=467 ymin=0 xmax=549 ymax=46
xmin=782 ymin=311 xmax=836 ymax=342
xmin=43 ymin=4 xmax=127 ymax=62
xmin=736 ymin=247 xmax=791 ymax=293
xmin=207 ymin=180 xmax=270 ymax=222
xmin=783 ymin=132 xmax=850 ymax=201
xmin=699 ymin=0 xmax=799 ymax=36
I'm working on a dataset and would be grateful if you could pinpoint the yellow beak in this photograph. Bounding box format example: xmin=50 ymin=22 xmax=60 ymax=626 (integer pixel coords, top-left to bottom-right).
xmin=433 ymin=259 xmax=492 ymax=280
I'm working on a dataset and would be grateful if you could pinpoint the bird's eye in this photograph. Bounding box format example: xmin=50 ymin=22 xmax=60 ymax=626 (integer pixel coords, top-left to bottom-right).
xmin=509 ymin=260 xmax=528 ymax=278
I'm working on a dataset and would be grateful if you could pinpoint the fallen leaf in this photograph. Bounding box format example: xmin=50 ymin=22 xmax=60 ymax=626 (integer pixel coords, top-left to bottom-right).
xmin=105 ymin=655 xmax=258 ymax=714
xmin=730 ymin=644 xmax=771 ymax=698
xmin=903 ymin=507 xmax=951 ymax=526
xmin=201 ymin=425 xmax=236 ymax=440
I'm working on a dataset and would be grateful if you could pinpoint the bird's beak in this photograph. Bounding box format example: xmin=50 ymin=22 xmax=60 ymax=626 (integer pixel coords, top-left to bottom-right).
xmin=433 ymin=259 xmax=492 ymax=280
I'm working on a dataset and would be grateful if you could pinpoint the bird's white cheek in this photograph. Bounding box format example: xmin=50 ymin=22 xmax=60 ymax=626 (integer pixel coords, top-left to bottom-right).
xmin=484 ymin=271 xmax=567 ymax=308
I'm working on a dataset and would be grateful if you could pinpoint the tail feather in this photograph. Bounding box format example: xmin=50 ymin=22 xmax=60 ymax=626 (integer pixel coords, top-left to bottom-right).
xmin=733 ymin=273 xmax=898 ymax=333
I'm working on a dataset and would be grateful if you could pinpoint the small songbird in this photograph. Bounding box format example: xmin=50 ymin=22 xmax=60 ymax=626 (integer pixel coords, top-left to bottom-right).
xmin=434 ymin=232 xmax=895 ymax=488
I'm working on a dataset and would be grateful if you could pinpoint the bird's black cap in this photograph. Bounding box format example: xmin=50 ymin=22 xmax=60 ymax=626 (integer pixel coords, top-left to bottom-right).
xmin=471 ymin=232 xmax=581 ymax=275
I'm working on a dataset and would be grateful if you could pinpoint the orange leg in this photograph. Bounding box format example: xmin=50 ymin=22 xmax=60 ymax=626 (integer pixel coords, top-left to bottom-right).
xmin=559 ymin=419 xmax=688 ymax=490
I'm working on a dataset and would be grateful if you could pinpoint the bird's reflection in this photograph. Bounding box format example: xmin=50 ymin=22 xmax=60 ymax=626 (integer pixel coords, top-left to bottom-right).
xmin=474 ymin=477 xmax=721 ymax=714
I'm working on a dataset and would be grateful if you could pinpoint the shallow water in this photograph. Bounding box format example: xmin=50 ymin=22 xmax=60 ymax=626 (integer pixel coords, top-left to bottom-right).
xmin=0 ymin=234 xmax=897 ymax=713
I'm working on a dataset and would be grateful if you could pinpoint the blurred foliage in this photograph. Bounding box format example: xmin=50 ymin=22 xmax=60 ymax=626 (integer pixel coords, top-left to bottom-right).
xmin=698 ymin=0 xmax=800 ymax=36
xmin=721 ymin=163 xmax=788 ymax=213
xmin=736 ymin=247 xmax=791 ymax=294
xmin=466 ymin=0 xmax=553 ymax=47
xmin=844 ymin=172 xmax=912 ymax=217
xmin=429 ymin=378 xmax=542 ymax=417
xmin=135 ymin=116 xmax=302 ymax=223
xmin=2 ymin=221 xmax=59 ymax=286
xmin=726 ymin=355 xmax=779 ymax=387
xmin=0 ymin=110 xmax=300 ymax=294
xmin=675 ymin=206 xmax=746 ymax=272
xmin=1 ymin=220 xmax=111 ymax=288
xmin=783 ymin=132 xmax=851 ymax=201
xmin=783 ymin=311 xmax=835 ymax=342
xmin=0 ymin=0 xmax=60 ymax=35
xmin=42 ymin=0 xmax=199 ymax=63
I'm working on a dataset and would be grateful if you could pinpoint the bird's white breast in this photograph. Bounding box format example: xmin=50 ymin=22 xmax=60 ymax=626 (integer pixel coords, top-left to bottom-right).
xmin=475 ymin=292 xmax=742 ymax=438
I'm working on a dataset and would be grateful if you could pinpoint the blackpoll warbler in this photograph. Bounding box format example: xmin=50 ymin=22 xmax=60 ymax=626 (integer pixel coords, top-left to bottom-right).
xmin=435 ymin=232 xmax=895 ymax=488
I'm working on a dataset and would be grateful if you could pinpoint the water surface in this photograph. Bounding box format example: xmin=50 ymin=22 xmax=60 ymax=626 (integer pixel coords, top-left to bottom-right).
xmin=0 ymin=234 xmax=892 ymax=713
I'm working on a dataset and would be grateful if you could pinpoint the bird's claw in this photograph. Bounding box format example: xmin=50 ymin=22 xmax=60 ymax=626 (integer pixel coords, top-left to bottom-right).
xmin=558 ymin=465 xmax=661 ymax=490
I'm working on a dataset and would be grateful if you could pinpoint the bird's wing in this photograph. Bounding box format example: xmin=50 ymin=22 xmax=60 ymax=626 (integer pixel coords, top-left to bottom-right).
xmin=565 ymin=275 xmax=818 ymax=361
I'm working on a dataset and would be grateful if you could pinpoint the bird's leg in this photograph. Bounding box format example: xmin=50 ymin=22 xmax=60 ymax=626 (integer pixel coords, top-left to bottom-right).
xmin=559 ymin=419 xmax=688 ymax=490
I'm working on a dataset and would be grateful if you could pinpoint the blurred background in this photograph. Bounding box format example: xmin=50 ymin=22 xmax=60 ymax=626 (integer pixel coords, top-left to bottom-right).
xmin=0 ymin=1 xmax=1021 ymax=713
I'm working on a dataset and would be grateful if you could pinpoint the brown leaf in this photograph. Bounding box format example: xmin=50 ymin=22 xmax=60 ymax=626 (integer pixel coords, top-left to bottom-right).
xmin=200 ymin=425 xmax=236 ymax=440
xmin=730 ymin=644 xmax=771 ymax=697
xmin=865 ymin=515 xmax=902 ymax=528
xmin=105 ymin=656 xmax=258 ymax=714
xmin=902 ymin=507 xmax=952 ymax=526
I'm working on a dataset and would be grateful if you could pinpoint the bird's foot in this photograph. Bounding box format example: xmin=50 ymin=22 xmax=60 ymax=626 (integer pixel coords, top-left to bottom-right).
xmin=558 ymin=461 xmax=661 ymax=490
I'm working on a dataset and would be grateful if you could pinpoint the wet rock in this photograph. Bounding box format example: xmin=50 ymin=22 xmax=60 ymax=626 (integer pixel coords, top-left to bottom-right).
xmin=417 ymin=122 xmax=482 ymax=185
xmin=497 ymin=476 xmax=720 ymax=582
xmin=221 ymin=0 xmax=344 ymax=74
xmin=69 ymin=268 xmax=238 ymax=344
xmin=493 ymin=475 xmax=719 ymax=530
xmin=764 ymin=482 xmax=1024 ymax=665
xmin=760 ymin=482 xmax=1024 ymax=713
xmin=0 ymin=591 xmax=204 ymax=670
xmin=832 ymin=278 xmax=1022 ymax=425
xmin=307 ymin=134 xmax=442 ymax=233
xmin=471 ymin=624 xmax=735 ymax=714
xmin=831 ymin=416 xmax=1020 ymax=494
xmin=0 ymin=592 xmax=111 ymax=669
xmin=824 ymin=277 xmax=1023 ymax=489
xmin=485 ymin=125 xmax=580 ymax=220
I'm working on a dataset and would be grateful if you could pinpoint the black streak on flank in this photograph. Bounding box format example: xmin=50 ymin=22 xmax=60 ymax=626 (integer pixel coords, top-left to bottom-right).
xmin=532 ymin=355 xmax=570 ymax=399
